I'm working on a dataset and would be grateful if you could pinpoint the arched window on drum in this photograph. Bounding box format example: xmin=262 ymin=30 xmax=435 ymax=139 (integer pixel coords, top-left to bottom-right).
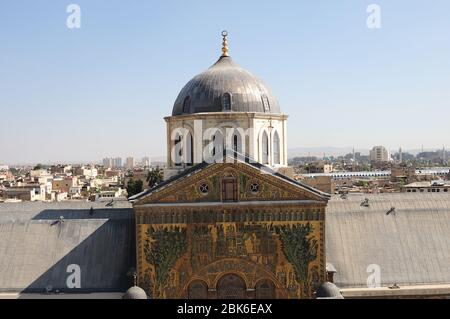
xmin=185 ymin=131 xmax=193 ymax=166
xmin=221 ymin=93 xmax=232 ymax=111
xmin=261 ymin=131 xmax=269 ymax=165
xmin=230 ymin=129 xmax=242 ymax=159
xmin=174 ymin=130 xmax=193 ymax=166
xmin=174 ymin=133 xmax=182 ymax=166
xmin=273 ymin=130 xmax=280 ymax=165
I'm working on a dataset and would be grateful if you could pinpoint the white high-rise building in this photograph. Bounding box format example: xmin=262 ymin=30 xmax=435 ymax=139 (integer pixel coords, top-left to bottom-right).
xmin=103 ymin=157 xmax=123 ymax=168
xmin=141 ymin=157 xmax=150 ymax=167
xmin=126 ymin=157 xmax=135 ymax=169
xmin=369 ymin=146 xmax=390 ymax=163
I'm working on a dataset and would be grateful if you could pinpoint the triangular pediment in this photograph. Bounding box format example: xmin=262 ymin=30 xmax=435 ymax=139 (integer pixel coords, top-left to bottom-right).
xmin=132 ymin=160 xmax=329 ymax=206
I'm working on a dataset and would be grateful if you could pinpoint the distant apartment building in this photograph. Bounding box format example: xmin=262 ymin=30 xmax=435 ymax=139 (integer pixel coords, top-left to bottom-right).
xmin=369 ymin=146 xmax=390 ymax=163
xmin=114 ymin=157 xmax=122 ymax=168
xmin=50 ymin=165 xmax=65 ymax=174
xmin=103 ymin=158 xmax=114 ymax=168
xmin=391 ymin=165 xmax=417 ymax=183
xmin=126 ymin=157 xmax=135 ymax=169
xmin=30 ymin=169 xmax=49 ymax=178
xmin=306 ymin=162 xmax=333 ymax=174
xmin=69 ymin=186 xmax=82 ymax=198
xmin=105 ymin=170 xmax=121 ymax=178
xmin=103 ymin=157 xmax=123 ymax=168
xmin=82 ymin=167 xmax=98 ymax=179
xmin=91 ymin=176 xmax=119 ymax=188
xmin=124 ymin=169 xmax=149 ymax=189
xmin=95 ymin=188 xmax=126 ymax=200
xmin=0 ymin=170 xmax=14 ymax=183
xmin=141 ymin=157 xmax=150 ymax=167
xmin=402 ymin=180 xmax=450 ymax=193
xmin=2 ymin=185 xmax=46 ymax=201
xmin=300 ymin=175 xmax=333 ymax=194
xmin=52 ymin=177 xmax=77 ymax=193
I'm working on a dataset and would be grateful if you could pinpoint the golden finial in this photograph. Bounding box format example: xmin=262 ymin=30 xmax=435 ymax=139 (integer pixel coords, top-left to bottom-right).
xmin=221 ymin=30 xmax=229 ymax=57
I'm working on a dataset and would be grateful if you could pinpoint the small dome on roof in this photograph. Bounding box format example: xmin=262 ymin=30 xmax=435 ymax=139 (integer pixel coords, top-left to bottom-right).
xmin=123 ymin=286 xmax=147 ymax=299
xmin=315 ymin=282 xmax=344 ymax=299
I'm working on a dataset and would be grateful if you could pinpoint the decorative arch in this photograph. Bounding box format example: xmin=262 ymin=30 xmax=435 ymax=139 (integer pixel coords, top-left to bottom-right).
xmin=180 ymin=258 xmax=287 ymax=299
xmin=173 ymin=131 xmax=183 ymax=166
xmin=173 ymin=128 xmax=194 ymax=166
xmin=187 ymin=280 xmax=208 ymax=299
xmin=216 ymin=273 xmax=246 ymax=299
xmin=255 ymin=279 xmax=276 ymax=299
xmin=273 ymin=130 xmax=280 ymax=165
xmin=210 ymin=129 xmax=224 ymax=160
xmin=220 ymin=126 xmax=246 ymax=160
xmin=185 ymin=131 xmax=193 ymax=165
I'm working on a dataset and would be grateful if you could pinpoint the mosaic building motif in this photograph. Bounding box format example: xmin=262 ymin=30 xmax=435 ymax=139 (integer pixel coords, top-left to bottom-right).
xmin=138 ymin=221 xmax=322 ymax=299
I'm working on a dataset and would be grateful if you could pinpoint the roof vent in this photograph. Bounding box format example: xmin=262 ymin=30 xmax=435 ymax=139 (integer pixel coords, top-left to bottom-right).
xmin=386 ymin=207 xmax=396 ymax=215
xmin=360 ymin=198 xmax=370 ymax=207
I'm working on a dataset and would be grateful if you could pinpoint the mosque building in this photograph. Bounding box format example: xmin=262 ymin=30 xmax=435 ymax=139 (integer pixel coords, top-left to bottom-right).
xmin=129 ymin=31 xmax=331 ymax=299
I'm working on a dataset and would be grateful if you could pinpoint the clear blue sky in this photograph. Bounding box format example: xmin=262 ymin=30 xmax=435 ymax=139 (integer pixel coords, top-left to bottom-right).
xmin=1 ymin=0 xmax=449 ymax=164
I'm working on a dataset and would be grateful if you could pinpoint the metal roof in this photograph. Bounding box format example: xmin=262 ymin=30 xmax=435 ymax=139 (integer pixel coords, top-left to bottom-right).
xmin=0 ymin=201 xmax=135 ymax=293
xmin=326 ymin=193 xmax=450 ymax=288
xmin=1 ymin=192 xmax=450 ymax=294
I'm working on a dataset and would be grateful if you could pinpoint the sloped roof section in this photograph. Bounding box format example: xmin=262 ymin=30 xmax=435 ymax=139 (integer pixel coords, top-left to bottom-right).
xmin=326 ymin=193 xmax=450 ymax=288
xmin=0 ymin=201 xmax=135 ymax=293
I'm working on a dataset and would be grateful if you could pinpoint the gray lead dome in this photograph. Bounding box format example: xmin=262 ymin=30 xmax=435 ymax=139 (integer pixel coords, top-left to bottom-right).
xmin=172 ymin=56 xmax=281 ymax=116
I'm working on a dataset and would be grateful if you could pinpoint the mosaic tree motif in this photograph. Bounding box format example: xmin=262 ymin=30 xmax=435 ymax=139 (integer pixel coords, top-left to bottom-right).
xmin=275 ymin=223 xmax=318 ymax=298
xmin=142 ymin=268 xmax=153 ymax=298
xmin=144 ymin=226 xmax=187 ymax=298
xmin=191 ymin=225 xmax=213 ymax=271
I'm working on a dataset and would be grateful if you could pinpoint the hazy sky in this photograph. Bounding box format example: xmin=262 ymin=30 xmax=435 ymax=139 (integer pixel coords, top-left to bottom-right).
xmin=1 ymin=0 xmax=449 ymax=164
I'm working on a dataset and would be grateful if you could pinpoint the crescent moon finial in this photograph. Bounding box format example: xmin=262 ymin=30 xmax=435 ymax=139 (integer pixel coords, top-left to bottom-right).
xmin=221 ymin=30 xmax=229 ymax=57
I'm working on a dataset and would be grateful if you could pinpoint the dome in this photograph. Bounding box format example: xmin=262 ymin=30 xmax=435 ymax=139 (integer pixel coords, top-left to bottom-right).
xmin=315 ymin=282 xmax=344 ymax=299
xmin=123 ymin=286 xmax=148 ymax=299
xmin=172 ymin=55 xmax=281 ymax=116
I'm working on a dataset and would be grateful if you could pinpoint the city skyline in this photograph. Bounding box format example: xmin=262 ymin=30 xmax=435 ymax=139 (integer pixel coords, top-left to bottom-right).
xmin=1 ymin=1 xmax=450 ymax=164
xmin=1 ymin=145 xmax=447 ymax=166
